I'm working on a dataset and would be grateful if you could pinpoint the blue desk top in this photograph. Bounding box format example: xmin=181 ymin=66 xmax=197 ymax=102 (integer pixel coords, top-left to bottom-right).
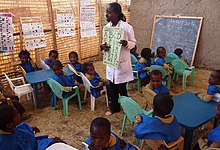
xmin=26 ymin=68 xmax=73 ymax=84
xmin=171 ymin=92 xmax=217 ymax=129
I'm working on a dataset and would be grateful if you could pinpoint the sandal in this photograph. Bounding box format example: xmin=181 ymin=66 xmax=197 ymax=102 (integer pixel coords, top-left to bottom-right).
xmin=105 ymin=110 xmax=113 ymax=116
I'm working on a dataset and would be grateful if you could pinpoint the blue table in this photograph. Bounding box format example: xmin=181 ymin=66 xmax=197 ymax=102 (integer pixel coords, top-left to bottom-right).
xmin=26 ymin=68 xmax=73 ymax=108
xmin=171 ymin=92 xmax=217 ymax=150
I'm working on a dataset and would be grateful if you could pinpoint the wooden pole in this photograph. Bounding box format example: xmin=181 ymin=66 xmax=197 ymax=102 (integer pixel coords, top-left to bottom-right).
xmin=47 ymin=0 xmax=57 ymax=50
xmin=77 ymin=0 xmax=82 ymax=62
xmin=98 ymin=0 xmax=102 ymax=59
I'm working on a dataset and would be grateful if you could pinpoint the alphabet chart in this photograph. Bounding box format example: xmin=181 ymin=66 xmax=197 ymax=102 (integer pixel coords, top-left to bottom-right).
xmin=56 ymin=8 xmax=75 ymax=37
xmin=20 ymin=17 xmax=46 ymax=50
xmin=103 ymin=27 xmax=124 ymax=68
xmin=0 ymin=13 xmax=14 ymax=52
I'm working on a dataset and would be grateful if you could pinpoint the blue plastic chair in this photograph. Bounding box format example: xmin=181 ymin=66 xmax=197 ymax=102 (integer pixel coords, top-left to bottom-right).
xmin=47 ymin=78 xmax=82 ymax=117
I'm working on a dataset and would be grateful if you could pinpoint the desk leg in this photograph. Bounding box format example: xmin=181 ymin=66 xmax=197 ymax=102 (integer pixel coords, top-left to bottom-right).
xmin=184 ymin=129 xmax=193 ymax=150
xmin=32 ymin=84 xmax=41 ymax=108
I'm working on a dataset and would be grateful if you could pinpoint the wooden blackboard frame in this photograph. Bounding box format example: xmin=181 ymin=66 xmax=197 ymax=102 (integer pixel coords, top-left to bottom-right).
xmin=150 ymin=15 xmax=203 ymax=66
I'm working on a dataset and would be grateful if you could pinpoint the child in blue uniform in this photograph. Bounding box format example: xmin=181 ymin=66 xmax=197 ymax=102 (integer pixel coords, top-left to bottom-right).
xmin=134 ymin=48 xmax=152 ymax=86
xmin=174 ymin=48 xmax=188 ymax=63
xmin=19 ymin=50 xmax=38 ymax=73
xmin=0 ymin=103 xmax=64 ymax=150
xmin=44 ymin=50 xmax=59 ymax=67
xmin=82 ymin=62 xmax=109 ymax=98
xmin=85 ymin=117 xmax=138 ymax=150
xmin=153 ymin=47 xmax=172 ymax=73
xmin=134 ymin=93 xmax=181 ymax=143
xmin=197 ymin=70 xmax=220 ymax=102
xmin=68 ymin=51 xmax=83 ymax=72
xmin=50 ymin=60 xmax=75 ymax=107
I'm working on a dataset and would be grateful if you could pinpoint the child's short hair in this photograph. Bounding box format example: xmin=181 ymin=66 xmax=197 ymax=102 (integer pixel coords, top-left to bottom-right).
xmin=90 ymin=117 xmax=111 ymax=135
xmin=50 ymin=60 xmax=63 ymax=69
xmin=82 ymin=62 xmax=93 ymax=73
xmin=141 ymin=48 xmax=152 ymax=59
xmin=18 ymin=50 xmax=31 ymax=59
xmin=156 ymin=47 xmax=165 ymax=55
xmin=150 ymin=70 xmax=162 ymax=78
xmin=0 ymin=104 xmax=15 ymax=131
xmin=153 ymin=92 xmax=174 ymax=117
xmin=49 ymin=50 xmax=58 ymax=57
xmin=69 ymin=51 xmax=78 ymax=59
xmin=174 ymin=48 xmax=183 ymax=57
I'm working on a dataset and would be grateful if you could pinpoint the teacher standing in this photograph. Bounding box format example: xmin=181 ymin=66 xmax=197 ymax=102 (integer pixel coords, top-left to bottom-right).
xmin=100 ymin=2 xmax=136 ymax=116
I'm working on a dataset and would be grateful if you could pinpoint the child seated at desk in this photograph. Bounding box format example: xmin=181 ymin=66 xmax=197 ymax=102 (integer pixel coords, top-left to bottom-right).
xmin=50 ymin=60 xmax=75 ymax=107
xmin=0 ymin=103 xmax=65 ymax=150
xmin=85 ymin=117 xmax=138 ymax=150
xmin=134 ymin=48 xmax=152 ymax=86
xmin=45 ymin=50 xmax=59 ymax=67
xmin=197 ymin=70 xmax=220 ymax=102
xmin=19 ymin=50 xmax=38 ymax=73
xmin=134 ymin=93 xmax=181 ymax=143
xmin=153 ymin=47 xmax=172 ymax=73
xmin=68 ymin=51 xmax=83 ymax=72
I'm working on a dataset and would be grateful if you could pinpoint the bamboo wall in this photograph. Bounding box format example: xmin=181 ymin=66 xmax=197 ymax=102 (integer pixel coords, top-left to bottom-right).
xmin=0 ymin=0 xmax=130 ymax=85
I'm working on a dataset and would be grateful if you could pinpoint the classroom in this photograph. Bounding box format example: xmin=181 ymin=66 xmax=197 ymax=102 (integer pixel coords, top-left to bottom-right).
xmin=0 ymin=0 xmax=219 ymax=150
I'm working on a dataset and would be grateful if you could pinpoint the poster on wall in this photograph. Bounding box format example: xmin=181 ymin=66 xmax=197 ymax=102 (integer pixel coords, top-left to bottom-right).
xmin=0 ymin=13 xmax=14 ymax=52
xmin=20 ymin=17 xmax=46 ymax=50
xmin=80 ymin=6 xmax=97 ymax=38
xmin=103 ymin=27 xmax=124 ymax=68
xmin=56 ymin=8 xmax=75 ymax=37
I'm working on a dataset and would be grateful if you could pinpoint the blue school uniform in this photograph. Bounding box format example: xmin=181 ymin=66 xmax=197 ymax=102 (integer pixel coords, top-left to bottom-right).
xmin=134 ymin=114 xmax=181 ymax=143
xmin=20 ymin=61 xmax=37 ymax=73
xmin=207 ymin=85 xmax=220 ymax=95
xmin=134 ymin=59 xmax=151 ymax=79
xmin=44 ymin=58 xmax=52 ymax=67
xmin=0 ymin=122 xmax=54 ymax=150
xmin=207 ymin=126 xmax=220 ymax=146
xmin=51 ymin=74 xmax=75 ymax=107
xmin=68 ymin=62 xmax=83 ymax=72
xmin=85 ymin=132 xmax=136 ymax=150
xmin=130 ymin=52 xmax=139 ymax=59
xmin=153 ymin=84 xmax=170 ymax=94
xmin=153 ymin=58 xmax=166 ymax=66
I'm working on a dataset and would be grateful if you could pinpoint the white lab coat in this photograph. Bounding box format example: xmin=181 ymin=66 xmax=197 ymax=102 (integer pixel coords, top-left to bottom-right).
xmin=105 ymin=20 xmax=137 ymax=84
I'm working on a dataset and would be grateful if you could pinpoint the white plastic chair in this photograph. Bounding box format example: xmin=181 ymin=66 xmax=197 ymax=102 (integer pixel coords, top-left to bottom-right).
xmin=79 ymin=72 xmax=108 ymax=111
xmin=67 ymin=64 xmax=81 ymax=77
xmin=82 ymin=142 xmax=89 ymax=150
xmin=4 ymin=73 xmax=36 ymax=107
xmin=46 ymin=143 xmax=78 ymax=150
xmin=40 ymin=59 xmax=50 ymax=70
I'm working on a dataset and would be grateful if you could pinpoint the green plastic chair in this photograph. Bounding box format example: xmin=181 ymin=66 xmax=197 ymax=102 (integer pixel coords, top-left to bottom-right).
xmin=47 ymin=78 xmax=82 ymax=117
xmin=148 ymin=65 xmax=172 ymax=89
xmin=130 ymin=53 xmax=138 ymax=68
xmin=118 ymin=96 xmax=153 ymax=136
xmin=170 ymin=59 xmax=195 ymax=89
xmin=165 ymin=52 xmax=179 ymax=63
xmin=132 ymin=70 xmax=141 ymax=93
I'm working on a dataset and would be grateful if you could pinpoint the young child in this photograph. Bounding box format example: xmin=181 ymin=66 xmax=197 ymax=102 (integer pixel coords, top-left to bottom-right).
xmin=130 ymin=45 xmax=139 ymax=59
xmin=153 ymin=47 xmax=172 ymax=73
xmin=82 ymin=62 xmax=108 ymax=98
xmin=134 ymin=93 xmax=181 ymax=143
xmin=174 ymin=48 xmax=188 ymax=63
xmin=134 ymin=48 xmax=152 ymax=86
xmin=19 ymin=50 xmax=38 ymax=73
xmin=68 ymin=51 xmax=83 ymax=72
xmin=197 ymin=70 xmax=220 ymax=102
xmin=50 ymin=60 xmax=75 ymax=107
xmin=44 ymin=50 xmax=59 ymax=67
xmin=85 ymin=117 xmax=138 ymax=150
xmin=0 ymin=103 xmax=64 ymax=149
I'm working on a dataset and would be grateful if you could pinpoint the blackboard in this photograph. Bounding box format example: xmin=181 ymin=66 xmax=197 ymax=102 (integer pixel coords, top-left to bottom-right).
xmin=150 ymin=16 xmax=203 ymax=66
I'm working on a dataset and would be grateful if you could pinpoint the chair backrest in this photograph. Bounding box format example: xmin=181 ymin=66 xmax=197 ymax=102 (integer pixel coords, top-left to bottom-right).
xmin=171 ymin=59 xmax=188 ymax=74
xmin=47 ymin=78 xmax=65 ymax=99
xmin=119 ymin=96 xmax=145 ymax=124
xmin=165 ymin=52 xmax=179 ymax=63
xmin=148 ymin=65 xmax=168 ymax=79
xmin=79 ymin=72 xmax=93 ymax=92
xmin=46 ymin=143 xmax=78 ymax=150
xmin=67 ymin=64 xmax=80 ymax=77
xmin=40 ymin=59 xmax=50 ymax=70
xmin=130 ymin=53 xmax=138 ymax=67
xmin=4 ymin=73 xmax=15 ymax=90
xmin=19 ymin=66 xmax=27 ymax=76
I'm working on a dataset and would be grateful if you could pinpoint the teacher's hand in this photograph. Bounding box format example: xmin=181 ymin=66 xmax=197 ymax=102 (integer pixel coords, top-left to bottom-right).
xmin=100 ymin=42 xmax=110 ymax=51
xmin=120 ymin=40 xmax=128 ymax=47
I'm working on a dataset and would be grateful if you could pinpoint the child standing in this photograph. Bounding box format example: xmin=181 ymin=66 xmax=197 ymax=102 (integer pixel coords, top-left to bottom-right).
xmin=197 ymin=70 xmax=220 ymax=102
xmin=134 ymin=93 xmax=181 ymax=143
xmin=85 ymin=117 xmax=138 ymax=150
xmin=44 ymin=50 xmax=59 ymax=67
xmin=0 ymin=103 xmax=64 ymax=149
xmin=50 ymin=60 xmax=75 ymax=107
xmin=68 ymin=51 xmax=83 ymax=72
xmin=19 ymin=50 xmax=38 ymax=73
xmin=134 ymin=48 xmax=152 ymax=86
